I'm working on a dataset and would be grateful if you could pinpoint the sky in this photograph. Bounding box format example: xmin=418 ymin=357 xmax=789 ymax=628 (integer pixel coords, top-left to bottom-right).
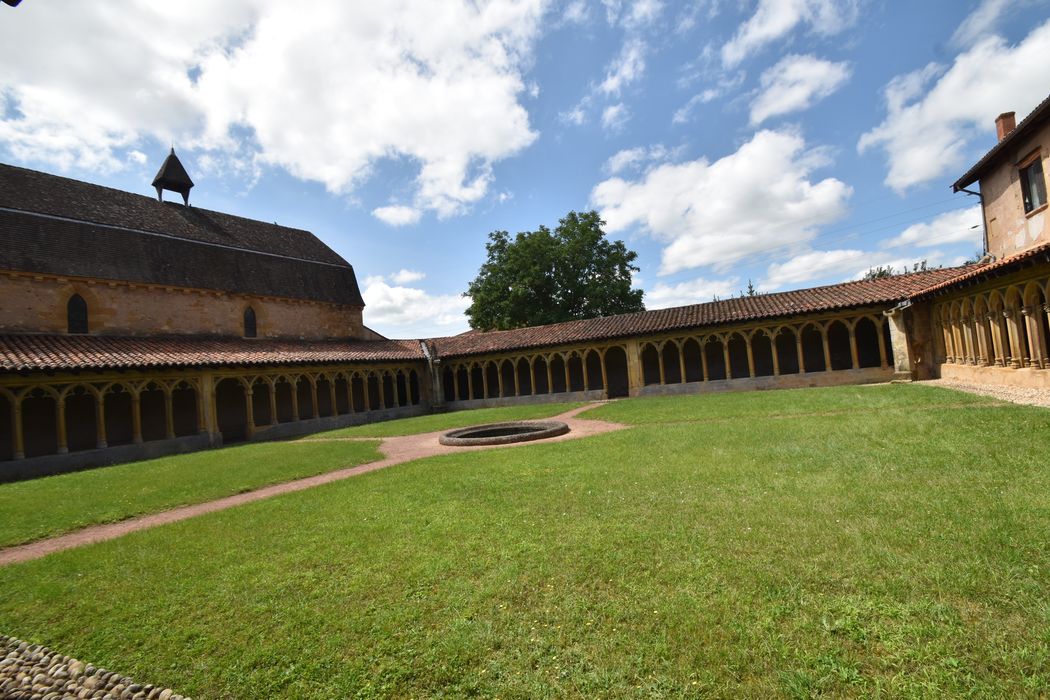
xmin=2 ymin=0 xmax=1050 ymax=339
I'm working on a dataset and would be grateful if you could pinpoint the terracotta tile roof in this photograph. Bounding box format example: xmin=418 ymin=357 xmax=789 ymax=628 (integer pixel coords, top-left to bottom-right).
xmin=0 ymin=163 xmax=364 ymax=306
xmin=911 ymin=242 xmax=1050 ymax=298
xmin=953 ymin=92 xmax=1050 ymax=191
xmin=426 ymin=266 xmax=970 ymax=358
xmin=0 ymin=335 xmax=424 ymax=372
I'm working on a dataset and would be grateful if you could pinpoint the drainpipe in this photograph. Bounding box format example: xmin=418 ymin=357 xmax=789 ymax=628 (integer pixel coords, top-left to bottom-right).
xmin=956 ymin=186 xmax=989 ymax=258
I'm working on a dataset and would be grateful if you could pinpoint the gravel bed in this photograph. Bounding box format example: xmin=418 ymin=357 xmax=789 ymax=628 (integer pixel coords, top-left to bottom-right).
xmin=922 ymin=378 xmax=1050 ymax=408
xmin=0 ymin=635 xmax=189 ymax=700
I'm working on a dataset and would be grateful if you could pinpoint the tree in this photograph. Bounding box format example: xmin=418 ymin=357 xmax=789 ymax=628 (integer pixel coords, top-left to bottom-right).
xmin=862 ymin=260 xmax=932 ymax=281
xmin=465 ymin=210 xmax=644 ymax=330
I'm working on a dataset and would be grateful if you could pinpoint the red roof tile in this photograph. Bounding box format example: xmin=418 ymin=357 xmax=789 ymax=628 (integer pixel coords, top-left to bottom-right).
xmin=911 ymin=242 xmax=1050 ymax=298
xmin=426 ymin=266 xmax=970 ymax=358
xmin=0 ymin=335 xmax=424 ymax=372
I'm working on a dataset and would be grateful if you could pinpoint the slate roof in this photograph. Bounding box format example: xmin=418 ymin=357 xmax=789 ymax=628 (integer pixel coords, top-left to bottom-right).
xmin=0 ymin=335 xmax=424 ymax=372
xmin=911 ymin=242 xmax=1050 ymax=299
xmin=0 ymin=163 xmax=363 ymax=305
xmin=426 ymin=266 xmax=970 ymax=359
xmin=953 ymin=92 xmax=1050 ymax=191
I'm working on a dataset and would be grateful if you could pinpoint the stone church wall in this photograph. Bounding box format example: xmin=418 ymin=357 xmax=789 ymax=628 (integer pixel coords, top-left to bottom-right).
xmin=0 ymin=272 xmax=365 ymax=340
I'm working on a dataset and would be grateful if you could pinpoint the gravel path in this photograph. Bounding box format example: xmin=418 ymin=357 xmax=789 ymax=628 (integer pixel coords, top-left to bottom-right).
xmin=0 ymin=634 xmax=188 ymax=700
xmin=922 ymin=378 xmax=1050 ymax=408
xmin=0 ymin=403 xmax=626 ymax=567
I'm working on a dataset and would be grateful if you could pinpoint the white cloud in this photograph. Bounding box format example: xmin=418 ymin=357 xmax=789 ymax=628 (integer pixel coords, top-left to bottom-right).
xmin=601 ymin=103 xmax=630 ymax=131
xmin=722 ymin=0 xmax=859 ymax=67
xmin=951 ymin=0 xmax=1010 ymax=48
xmin=591 ymin=129 xmax=852 ymax=275
xmin=362 ymin=276 xmax=470 ymax=338
xmin=750 ymin=54 xmax=850 ymax=125
xmin=560 ymin=104 xmax=588 ymax=125
xmin=562 ymin=0 xmax=589 ymax=24
xmin=882 ymin=205 xmax=983 ymax=249
xmin=599 ymin=39 xmax=647 ymax=96
xmin=645 ymin=276 xmax=741 ymax=308
xmin=603 ymin=144 xmax=672 ymax=173
xmin=372 ymin=205 xmax=423 ymax=226
xmin=762 ymin=249 xmax=865 ymax=289
xmin=602 ymin=0 xmax=664 ymax=27
xmin=390 ymin=268 xmax=426 ymax=284
xmin=672 ymin=90 xmax=721 ymax=124
xmin=859 ymin=20 xmax=1050 ymax=192
xmin=0 ymin=0 xmax=544 ymax=218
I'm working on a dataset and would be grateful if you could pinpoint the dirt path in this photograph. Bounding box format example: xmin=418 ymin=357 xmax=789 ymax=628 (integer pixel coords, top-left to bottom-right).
xmin=0 ymin=404 xmax=626 ymax=567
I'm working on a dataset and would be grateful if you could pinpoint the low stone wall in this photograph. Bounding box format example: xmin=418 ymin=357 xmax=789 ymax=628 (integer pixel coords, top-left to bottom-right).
xmin=937 ymin=362 xmax=1050 ymax=389
xmin=0 ymin=634 xmax=189 ymax=700
xmin=0 ymin=434 xmax=213 ymax=484
xmin=442 ymin=389 xmax=606 ymax=410
xmin=634 ymin=366 xmax=894 ymax=397
xmin=249 ymin=404 xmax=428 ymax=442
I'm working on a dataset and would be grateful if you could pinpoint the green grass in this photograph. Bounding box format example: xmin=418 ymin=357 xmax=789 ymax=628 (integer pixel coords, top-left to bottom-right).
xmin=315 ymin=400 xmax=582 ymax=437
xmin=0 ymin=440 xmax=380 ymax=548
xmin=1 ymin=384 xmax=1048 ymax=698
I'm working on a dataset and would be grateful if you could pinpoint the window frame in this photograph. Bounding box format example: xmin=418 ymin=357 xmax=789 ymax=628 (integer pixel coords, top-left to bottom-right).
xmin=67 ymin=294 xmax=89 ymax=335
xmin=243 ymin=306 xmax=258 ymax=339
xmin=1018 ymin=150 xmax=1047 ymax=215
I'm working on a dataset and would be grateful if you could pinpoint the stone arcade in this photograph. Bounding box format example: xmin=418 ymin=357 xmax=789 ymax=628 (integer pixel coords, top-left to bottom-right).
xmin=2 ymin=95 xmax=1049 ymax=481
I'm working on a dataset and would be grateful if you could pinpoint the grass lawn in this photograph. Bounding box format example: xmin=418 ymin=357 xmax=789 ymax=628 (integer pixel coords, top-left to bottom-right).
xmin=1 ymin=384 xmax=1048 ymax=697
xmin=313 ymin=400 xmax=582 ymax=438
xmin=0 ymin=440 xmax=381 ymax=548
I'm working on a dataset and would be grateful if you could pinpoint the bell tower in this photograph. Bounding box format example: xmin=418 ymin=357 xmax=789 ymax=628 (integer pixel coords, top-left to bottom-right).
xmin=152 ymin=148 xmax=194 ymax=205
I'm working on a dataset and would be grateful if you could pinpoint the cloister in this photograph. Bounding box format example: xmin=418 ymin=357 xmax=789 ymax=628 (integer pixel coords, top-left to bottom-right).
xmin=935 ymin=275 xmax=1050 ymax=370
xmin=0 ymin=363 xmax=425 ymax=468
xmin=437 ymin=309 xmax=893 ymax=405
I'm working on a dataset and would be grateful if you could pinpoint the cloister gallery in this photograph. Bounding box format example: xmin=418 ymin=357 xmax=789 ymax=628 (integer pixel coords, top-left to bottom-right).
xmin=1 ymin=96 xmax=1049 ymax=481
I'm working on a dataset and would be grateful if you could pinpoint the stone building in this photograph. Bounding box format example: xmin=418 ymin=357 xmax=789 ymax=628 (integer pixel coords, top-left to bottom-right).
xmin=2 ymin=95 xmax=1049 ymax=480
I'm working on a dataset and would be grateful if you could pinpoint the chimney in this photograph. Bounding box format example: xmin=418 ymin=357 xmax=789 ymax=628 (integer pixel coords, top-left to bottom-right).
xmin=995 ymin=112 xmax=1016 ymax=142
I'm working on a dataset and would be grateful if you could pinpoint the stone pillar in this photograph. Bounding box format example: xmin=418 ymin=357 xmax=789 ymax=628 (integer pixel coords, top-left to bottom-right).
xmin=563 ymin=358 xmax=571 ymax=392
xmin=130 ymin=391 xmax=143 ymax=445
xmin=244 ymin=386 xmax=256 ymax=439
xmin=745 ymin=336 xmax=756 ymax=378
xmin=1004 ymin=308 xmax=1022 ymax=368
xmin=624 ymin=340 xmax=644 ymax=396
xmin=529 ymin=361 xmax=537 ymax=396
xmin=467 ymin=367 xmax=475 ymax=400
xmin=452 ymin=368 xmax=460 ymax=402
xmin=497 ymin=365 xmax=506 ymax=397
xmin=164 ymin=388 xmax=176 ymax=439
xmin=271 ymin=382 xmax=281 ymax=423
xmin=657 ymin=346 xmax=666 ymax=385
xmin=821 ymin=331 xmax=832 ymax=372
xmin=329 ymin=381 xmax=338 ymax=416
xmin=13 ymin=399 xmax=25 ymax=460
xmin=599 ymin=351 xmax=609 ymax=395
xmin=722 ymin=342 xmax=732 ymax=380
xmin=848 ymin=328 xmax=860 ymax=369
xmin=1022 ymin=306 xmax=1043 ymax=368
xmin=545 ymin=360 xmax=554 ymax=395
xmin=884 ymin=306 xmax=913 ymax=380
xmin=95 ymin=392 xmax=108 ymax=449
xmin=987 ymin=313 xmax=1004 ymax=366
xmin=582 ymin=356 xmax=590 ymax=392
xmin=678 ymin=346 xmax=687 ymax=384
xmin=514 ymin=364 xmax=521 ymax=397
xmin=481 ymin=365 xmax=490 ymax=399
xmin=700 ymin=343 xmax=709 ymax=381
xmin=796 ymin=336 xmax=806 ymax=374
xmin=771 ymin=335 xmax=781 ymax=376
xmin=877 ymin=320 xmax=889 ymax=368
xmin=391 ymin=374 xmax=400 ymax=408
xmin=309 ymin=378 xmax=320 ymax=418
xmin=55 ymin=395 xmax=68 ymax=455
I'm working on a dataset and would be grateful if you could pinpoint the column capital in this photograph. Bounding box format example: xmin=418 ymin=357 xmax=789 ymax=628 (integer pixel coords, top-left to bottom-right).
xmin=1021 ymin=305 xmax=1035 ymax=317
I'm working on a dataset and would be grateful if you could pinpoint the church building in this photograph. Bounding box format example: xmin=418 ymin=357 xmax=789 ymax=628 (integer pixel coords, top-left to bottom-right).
xmin=2 ymin=95 xmax=1048 ymax=481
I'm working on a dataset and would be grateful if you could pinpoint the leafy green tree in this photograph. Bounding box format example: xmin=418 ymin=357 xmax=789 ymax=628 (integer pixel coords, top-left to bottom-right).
xmin=465 ymin=210 xmax=644 ymax=330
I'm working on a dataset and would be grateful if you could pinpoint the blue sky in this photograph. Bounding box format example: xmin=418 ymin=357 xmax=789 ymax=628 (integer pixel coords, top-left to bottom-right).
xmin=2 ymin=0 xmax=1049 ymax=338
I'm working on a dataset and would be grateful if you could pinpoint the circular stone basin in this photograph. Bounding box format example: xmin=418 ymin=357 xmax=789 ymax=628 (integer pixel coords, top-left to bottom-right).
xmin=439 ymin=420 xmax=570 ymax=446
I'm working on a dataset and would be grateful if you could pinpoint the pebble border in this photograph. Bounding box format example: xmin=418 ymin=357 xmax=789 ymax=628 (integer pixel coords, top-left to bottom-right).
xmin=0 ymin=635 xmax=189 ymax=700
